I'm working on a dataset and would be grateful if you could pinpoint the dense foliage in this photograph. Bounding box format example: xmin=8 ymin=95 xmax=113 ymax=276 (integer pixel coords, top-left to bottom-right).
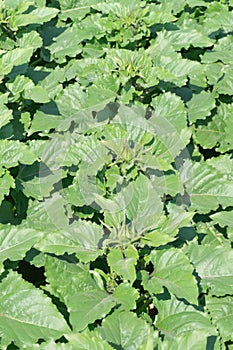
xmin=0 ymin=0 xmax=233 ymax=348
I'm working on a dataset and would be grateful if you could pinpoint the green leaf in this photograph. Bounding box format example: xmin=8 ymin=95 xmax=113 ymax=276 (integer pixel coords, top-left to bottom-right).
xmin=29 ymin=109 xmax=66 ymax=134
xmin=0 ymin=140 xmax=38 ymax=167
xmin=67 ymin=290 xmax=116 ymax=332
xmin=34 ymin=66 xmax=65 ymax=99
xmin=0 ymin=224 xmax=43 ymax=266
xmin=32 ymin=331 xmax=113 ymax=349
xmin=25 ymin=195 xmax=69 ymax=240
xmin=113 ymin=282 xmax=139 ymax=311
xmin=196 ymin=222 xmax=230 ymax=247
xmin=9 ymin=7 xmax=59 ymax=29
xmin=211 ymin=211 xmax=233 ymax=229
xmin=150 ymin=93 xmax=191 ymax=161
xmin=0 ymin=109 xmax=12 ymax=129
xmin=202 ymin=36 xmax=233 ymax=65
xmin=205 ymin=154 xmax=233 ymax=176
xmin=6 ymin=75 xmax=34 ymax=101
xmin=23 ymin=85 xmax=50 ymax=103
xmin=186 ymin=91 xmax=216 ymax=123
xmin=148 ymin=33 xmax=204 ymax=87
xmin=161 ymin=330 xmax=220 ymax=350
xmin=194 ymin=103 xmax=233 ymax=153
xmin=16 ymin=162 xmax=61 ymax=200
xmin=142 ymin=248 xmax=198 ymax=304
xmin=56 ymin=82 xmax=116 ymax=117
xmin=29 ymin=7 xmax=59 ymax=22
xmin=98 ymin=310 xmax=150 ymax=350
xmin=35 ymin=219 xmax=104 ymax=263
xmin=206 ymin=295 xmax=233 ymax=342
xmin=0 ymin=47 xmax=33 ymax=76
xmin=17 ymin=31 xmax=43 ymax=49
xmin=0 ymin=93 xmax=13 ymax=128
xmin=180 ymin=160 xmax=233 ymax=212
xmin=66 ymin=333 xmax=114 ymax=350
xmin=205 ymin=63 xmax=223 ymax=85
xmin=215 ymin=66 xmax=233 ymax=95
xmin=151 ymin=92 xmax=187 ymax=134
xmin=163 ymin=25 xmax=213 ymax=50
xmin=186 ymin=242 xmax=233 ymax=296
xmin=31 ymin=340 xmax=73 ymax=349
xmin=107 ymin=246 xmax=138 ymax=283
xmin=0 ymin=170 xmax=15 ymax=205
xmin=155 ymin=294 xmax=216 ymax=339
xmin=44 ymin=256 xmax=98 ymax=304
xmin=203 ymin=2 xmax=233 ymax=33
xmin=121 ymin=174 xmax=163 ymax=233
xmin=62 ymin=176 xmax=86 ymax=207
xmin=194 ymin=113 xmax=226 ymax=151
xmin=141 ymin=203 xmax=193 ymax=247
xmin=0 ymin=271 xmax=70 ymax=348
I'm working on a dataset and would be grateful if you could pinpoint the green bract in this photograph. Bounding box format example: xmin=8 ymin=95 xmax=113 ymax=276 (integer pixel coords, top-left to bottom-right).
xmin=0 ymin=0 xmax=232 ymax=348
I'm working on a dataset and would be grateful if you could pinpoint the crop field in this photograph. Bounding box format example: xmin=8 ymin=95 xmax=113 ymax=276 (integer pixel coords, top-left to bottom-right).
xmin=0 ymin=0 xmax=233 ymax=348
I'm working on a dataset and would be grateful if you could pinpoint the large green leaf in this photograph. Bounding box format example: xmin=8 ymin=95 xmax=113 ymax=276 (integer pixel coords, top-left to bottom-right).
xmin=211 ymin=211 xmax=233 ymax=230
xmin=155 ymin=295 xmax=216 ymax=340
xmin=0 ymin=47 xmax=34 ymax=75
xmin=194 ymin=114 xmax=226 ymax=152
xmin=98 ymin=310 xmax=150 ymax=350
xmin=67 ymin=290 xmax=116 ymax=332
xmin=6 ymin=75 xmax=34 ymax=101
xmin=149 ymin=93 xmax=191 ymax=162
xmin=26 ymin=194 xmax=69 ymax=232
xmin=141 ymin=204 xmax=193 ymax=247
xmin=35 ymin=220 xmax=104 ymax=263
xmin=142 ymin=248 xmax=198 ymax=304
xmin=163 ymin=24 xmax=213 ymax=50
xmin=113 ymin=282 xmax=139 ymax=311
xmin=202 ymin=36 xmax=233 ymax=65
xmin=120 ymin=173 xmax=163 ymax=233
xmin=44 ymin=255 xmax=98 ymax=304
xmin=29 ymin=109 xmax=67 ymax=134
xmin=161 ymin=330 xmax=220 ymax=350
xmin=206 ymin=295 xmax=233 ymax=342
xmin=186 ymin=242 xmax=233 ymax=296
xmin=206 ymin=154 xmax=233 ymax=176
xmin=16 ymin=162 xmax=61 ymax=200
xmin=186 ymin=91 xmax=216 ymax=123
xmin=203 ymin=2 xmax=233 ymax=33
xmin=31 ymin=340 xmax=73 ymax=349
xmin=23 ymin=85 xmax=50 ymax=103
xmin=0 ymin=140 xmax=37 ymax=167
xmin=215 ymin=66 xmax=233 ymax=95
xmin=96 ymin=176 xmax=165 ymax=246
xmin=180 ymin=160 xmax=233 ymax=212
xmin=9 ymin=7 xmax=59 ymax=29
xmin=150 ymin=92 xmax=187 ymax=133
xmin=0 ymin=108 xmax=12 ymax=129
xmin=56 ymin=81 xmax=116 ymax=116
xmin=0 ymin=271 xmax=70 ymax=348
xmin=17 ymin=31 xmax=43 ymax=50
xmin=0 ymin=224 xmax=43 ymax=266
xmin=194 ymin=103 xmax=233 ymax=152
